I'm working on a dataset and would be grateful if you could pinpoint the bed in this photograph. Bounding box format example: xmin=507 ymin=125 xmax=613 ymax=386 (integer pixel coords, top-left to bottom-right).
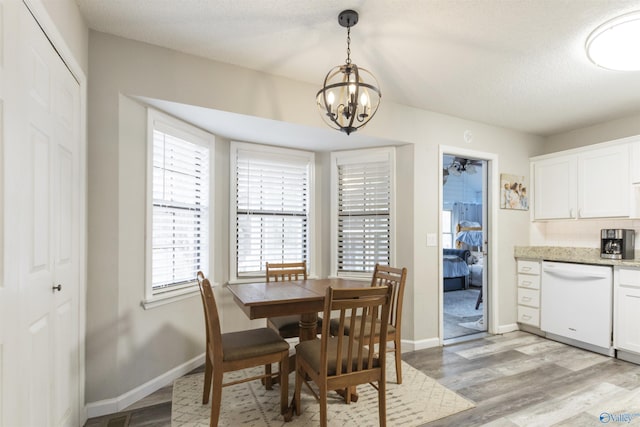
xmin=455 ymin=221 xmax=483 ymax=249
xmin=443 ymin=248 xmax=471 ymax=291
xmin=455 ymin=221 xmax=484 ymax=289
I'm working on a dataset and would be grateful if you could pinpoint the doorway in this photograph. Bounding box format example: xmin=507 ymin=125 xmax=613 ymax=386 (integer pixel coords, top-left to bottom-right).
xmin=442 ymin=153 xmax=488 ymax=340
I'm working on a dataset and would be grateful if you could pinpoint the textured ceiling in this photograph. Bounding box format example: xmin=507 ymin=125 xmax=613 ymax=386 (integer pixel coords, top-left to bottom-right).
xmin=76 ymin=0 xmax=640 ymax=138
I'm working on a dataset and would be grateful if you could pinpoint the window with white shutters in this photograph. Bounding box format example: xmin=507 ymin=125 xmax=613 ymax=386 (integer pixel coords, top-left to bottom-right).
xmin=231 ymin=142 xmax=313 ymax=279
xmin=145 ymin=109 xmax=213 ymax=305
xmin=332 ymin=148 xmax=395 ymax=276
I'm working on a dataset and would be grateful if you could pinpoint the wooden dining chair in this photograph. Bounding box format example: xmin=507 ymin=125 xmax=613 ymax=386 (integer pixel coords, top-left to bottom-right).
xmin=294 ymin=285 xmax=393 ymax=427
xmin=329 ymin=264 xmax=407 ymax=384
xmin=197 ymin=274 xmax=290 ymax=427
xmin=266 ymin=261 xmax=321 ymax=339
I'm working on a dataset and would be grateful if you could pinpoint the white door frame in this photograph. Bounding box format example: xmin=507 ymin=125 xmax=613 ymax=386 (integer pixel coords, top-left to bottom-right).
xmin=438 ymin=145 xmax=499 ymax=344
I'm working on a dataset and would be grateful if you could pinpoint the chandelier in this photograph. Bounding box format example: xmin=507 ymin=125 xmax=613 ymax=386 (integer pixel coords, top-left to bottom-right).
xmin=316 ymin=10 xmax=382 ymax=135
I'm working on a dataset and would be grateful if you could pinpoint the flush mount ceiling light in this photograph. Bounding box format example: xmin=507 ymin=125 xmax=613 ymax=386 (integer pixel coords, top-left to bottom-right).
xmin=316 ymin=10 xmax=382 ymax=135
xmin=586 ymin=10 xmax=640 ymax=71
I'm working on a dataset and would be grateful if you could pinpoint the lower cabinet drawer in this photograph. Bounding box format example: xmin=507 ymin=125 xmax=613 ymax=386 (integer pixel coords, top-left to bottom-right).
xmin=518 ymin=305 xmax=540 ymax=327
xmin=517 ymin=287 xmax=540 ymax=308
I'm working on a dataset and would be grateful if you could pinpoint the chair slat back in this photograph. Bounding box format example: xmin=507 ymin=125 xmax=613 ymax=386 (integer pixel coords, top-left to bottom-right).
xmin=320 ymin=286 xmax=392 ymax=378
xmin=266 ymin=261 xmax=307 ymax=282
xmin=198 ymin=276 xmax=224 ymax=362
xmin=196 ymin=271 xmax=210 ymax=346
xmin=370 ymin=264 xmax=407 ymax=332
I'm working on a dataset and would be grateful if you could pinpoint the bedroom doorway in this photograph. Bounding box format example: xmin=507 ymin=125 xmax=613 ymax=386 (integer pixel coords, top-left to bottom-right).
xmin=442 ymin=153 xmax=488 ymax=341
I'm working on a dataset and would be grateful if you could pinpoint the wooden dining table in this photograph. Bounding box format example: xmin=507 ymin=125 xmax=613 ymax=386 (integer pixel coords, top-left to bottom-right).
xmin=226 ymin=277 xmax=367 ymax=418
xmin=226 ymin=277 xmax=367 ymax=341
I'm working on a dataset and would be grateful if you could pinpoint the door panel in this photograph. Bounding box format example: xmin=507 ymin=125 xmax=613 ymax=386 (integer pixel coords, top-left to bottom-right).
xmin=2 ymin=3 xmax=80 ymax=426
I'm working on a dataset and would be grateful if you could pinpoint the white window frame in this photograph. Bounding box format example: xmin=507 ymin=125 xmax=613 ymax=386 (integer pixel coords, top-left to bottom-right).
xmin=442 ymin=210 xmax=454 ymax=248
xmin=143 ymin=108 xmax=215 ymax=309
xmin=229 ymin=141 xmax=315 ymax=283
xmin=330 ymin=147 xmax=396 ymax=278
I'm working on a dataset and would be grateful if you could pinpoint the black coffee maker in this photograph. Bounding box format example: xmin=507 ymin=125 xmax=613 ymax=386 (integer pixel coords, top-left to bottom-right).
xmin=601 ymin=229 xmax=635 ymax=259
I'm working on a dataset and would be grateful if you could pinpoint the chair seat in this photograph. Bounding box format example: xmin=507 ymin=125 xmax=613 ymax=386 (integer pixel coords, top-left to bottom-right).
xmin=268 ymin=315 xmax=323 ymax=338
xmin=222 ymin=327 xmax=290 ymax=362
xmin=296 ymin=336 xmax=380 ymax=375
xmin=329 ymin=317 xmax=396 ymax=338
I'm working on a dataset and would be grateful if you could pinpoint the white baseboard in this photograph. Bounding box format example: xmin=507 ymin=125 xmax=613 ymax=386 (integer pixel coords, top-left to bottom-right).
xmin=495 ymin=323 xmax=519 ymax=335
xmin=85 ymin=353 xmax=205 ymax=419
xmin=401 ymin=337 xmax=441 ymax=352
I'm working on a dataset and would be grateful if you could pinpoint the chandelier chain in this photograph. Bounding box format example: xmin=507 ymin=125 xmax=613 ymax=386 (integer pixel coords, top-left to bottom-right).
xmin=345 ymin=26 xmax=351 ymax=65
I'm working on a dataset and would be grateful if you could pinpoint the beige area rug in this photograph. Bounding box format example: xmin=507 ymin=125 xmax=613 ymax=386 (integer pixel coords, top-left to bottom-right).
xmin=171 ymin=360 xmax=475 ymax=426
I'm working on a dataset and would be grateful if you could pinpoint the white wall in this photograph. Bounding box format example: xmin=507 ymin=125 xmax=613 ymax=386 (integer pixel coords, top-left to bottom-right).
xmin=86 ymin=30 xmax=544 ymax=404
xmin=40 ymin=0 xmax=89 ymax=74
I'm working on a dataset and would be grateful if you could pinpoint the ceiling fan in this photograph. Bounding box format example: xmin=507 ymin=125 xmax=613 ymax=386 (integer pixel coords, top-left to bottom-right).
xmin=443 ymin=157 xmax=482 ymax=184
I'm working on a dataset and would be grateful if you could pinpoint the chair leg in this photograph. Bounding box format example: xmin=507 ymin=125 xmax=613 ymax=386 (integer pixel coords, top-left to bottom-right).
xmin=209 ymin=369 xmax=223 ymax=427
xmin=294 ymin=364 xmax=303 ymax=416
xmin=202 ymin=355 xmax=213 ymax=404
xmin=378 ymin=379 xmax=387 ymax=427
xmin=394 ymin=340 xmax=402 ymax=385
xmin=279 ymin=355 xmax=289 ymax=415
xmin=475 ymin=287 xmax=483 ymax=310
xmin=319 ymin=383 xmax=328 ymax=427
xmin=264 ymin=364 xmax=273 ymax=390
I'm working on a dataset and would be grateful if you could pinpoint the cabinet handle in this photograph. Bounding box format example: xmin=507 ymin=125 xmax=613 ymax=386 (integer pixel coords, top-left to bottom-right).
xmin=522 ymin=280 xmax=532 ymax=286
xmin=627 ymin=294 xmax=640 ymax=299
xmin=522 ymin=267 xmax=531 ymax=272
xmin=522 ymin=296 xmax=532 ymax=302
xmin=522 ymin=314 xmax=531 ymax=320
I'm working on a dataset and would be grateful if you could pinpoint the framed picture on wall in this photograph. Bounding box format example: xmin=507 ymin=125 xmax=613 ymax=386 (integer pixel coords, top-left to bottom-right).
xmin=500 ymin=173 xmax=528 ymax=210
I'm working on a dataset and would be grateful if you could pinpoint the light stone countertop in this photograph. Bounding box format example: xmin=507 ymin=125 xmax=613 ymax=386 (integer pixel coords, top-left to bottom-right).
xmin=514 ymin=246 xmax=640 ymax=268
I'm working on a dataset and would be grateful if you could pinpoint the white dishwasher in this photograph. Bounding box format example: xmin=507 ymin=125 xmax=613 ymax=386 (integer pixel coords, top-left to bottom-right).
xmin=541 ymin=261 xmax=614 ymax=356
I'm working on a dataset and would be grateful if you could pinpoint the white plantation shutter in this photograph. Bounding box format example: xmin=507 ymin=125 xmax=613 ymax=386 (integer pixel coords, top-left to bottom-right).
xmin=333 ymin=148 xmax=394 ymax=275
xmin=338 ymin=161 xmax=391 ymax=272
xmin=233 ymin=144 xmax=312 ymax=277
xmin=151 ymin=126 xmax=210 ymax=293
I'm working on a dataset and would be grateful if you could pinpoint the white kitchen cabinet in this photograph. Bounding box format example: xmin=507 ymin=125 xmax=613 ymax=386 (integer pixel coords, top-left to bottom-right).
xmin=532 ymin=154 xmax=576 ymax=220
xmin=516 ymin=259 xmax=541 ymax=327
xmin=532 ymin=142 xmax=631 ymax=220
xmin=614 ymin=267 xmax=640 ymax=355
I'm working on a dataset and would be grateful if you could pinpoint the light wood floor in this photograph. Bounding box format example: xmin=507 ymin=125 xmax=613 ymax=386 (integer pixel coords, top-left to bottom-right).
xmin=85 ymin=331 xmax=640 ymax=426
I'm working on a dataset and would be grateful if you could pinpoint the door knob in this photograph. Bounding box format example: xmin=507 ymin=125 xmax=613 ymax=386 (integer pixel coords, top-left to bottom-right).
xmin=52 ymin=284 xmax=62 ymax=292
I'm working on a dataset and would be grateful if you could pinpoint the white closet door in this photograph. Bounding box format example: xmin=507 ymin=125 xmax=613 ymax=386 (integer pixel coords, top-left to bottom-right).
xmin=1 ymin=2 xmax=81 ymax=426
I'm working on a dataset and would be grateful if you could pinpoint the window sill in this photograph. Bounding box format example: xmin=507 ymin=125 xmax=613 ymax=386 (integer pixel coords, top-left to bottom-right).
xmin=141 ymin=284 xmax=211 ymax=310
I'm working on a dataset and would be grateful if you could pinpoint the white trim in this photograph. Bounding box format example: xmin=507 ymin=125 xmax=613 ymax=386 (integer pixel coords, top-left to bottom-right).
xmin=85 ymin=353 xmax=206 ymax=419
xmin=144 ymin=108 xmax=215 ymax=305
xmin=229 ymin=141 xmax=315 ymax=281
xmin=438 ymin=145 xmax=499 ymax=345
xmin=403 ymin=337 xmax=441 ymax=352
xmin=496 ymin=323 xmax=520 ymax=335
xmin=330 ymin=146 xmax=396 ymax=276
xmin=140 ymin=286 xmax=200 ymax=310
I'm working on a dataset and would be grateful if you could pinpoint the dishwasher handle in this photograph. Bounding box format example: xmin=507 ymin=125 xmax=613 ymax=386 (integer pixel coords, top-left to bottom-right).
xmin=542 ymin=266 xmax=609 ymax=281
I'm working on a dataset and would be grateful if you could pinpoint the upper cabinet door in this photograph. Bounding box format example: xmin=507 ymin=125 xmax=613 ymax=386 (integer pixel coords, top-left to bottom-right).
xmin=533 ymin=154 xmax=577 ymax=220
xmin=578 ymin=144 xmax=629 ymax=218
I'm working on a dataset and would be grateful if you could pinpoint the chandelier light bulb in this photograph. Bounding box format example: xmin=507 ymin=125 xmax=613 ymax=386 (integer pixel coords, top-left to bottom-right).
xmin=360 ymin=91 xmax=368 ymax=106
xmin=327 ymin=91 xmax=335 ymax=106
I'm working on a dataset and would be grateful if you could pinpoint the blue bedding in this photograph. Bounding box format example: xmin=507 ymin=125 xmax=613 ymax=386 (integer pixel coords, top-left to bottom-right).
xmin=456 ymin=230 xmax=483 ymax=247
xmin=443 ymin=248 xmax=471 ymax=278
